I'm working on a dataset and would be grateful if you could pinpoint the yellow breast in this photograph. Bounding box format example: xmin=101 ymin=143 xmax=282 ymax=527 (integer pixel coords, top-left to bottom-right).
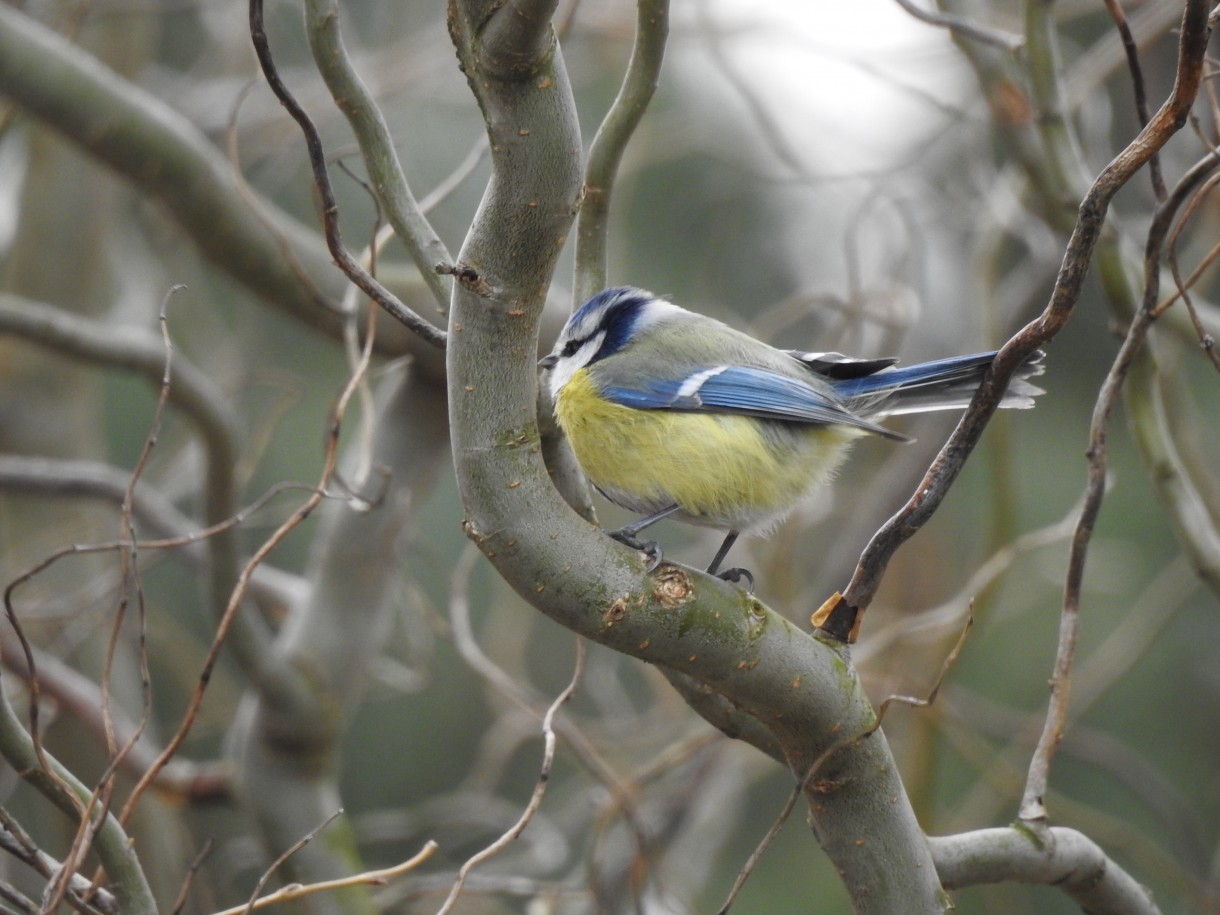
xmin=554 ymin=368 xmax=861 ymax=531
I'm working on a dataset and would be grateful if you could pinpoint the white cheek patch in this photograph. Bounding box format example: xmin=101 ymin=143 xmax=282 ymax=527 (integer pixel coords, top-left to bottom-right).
xmin=549 ymin=331 xmax=605 ymax=398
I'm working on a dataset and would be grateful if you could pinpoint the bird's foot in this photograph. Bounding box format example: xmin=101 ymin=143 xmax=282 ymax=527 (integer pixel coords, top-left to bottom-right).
xmin=608 ymin=528 xmax=664 ymax=573
xmin=716 ymin=567 xmax=755 ymax=594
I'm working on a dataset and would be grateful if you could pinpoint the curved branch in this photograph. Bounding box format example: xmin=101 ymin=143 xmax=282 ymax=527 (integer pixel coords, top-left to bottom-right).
xmin=930 ymin=827 xmax=1160 ymax=915
xmin=0 ymin=682 xmax=156 ymax=913
xmin=248 ymin=0 xmax=446 ymax=349
xmin=829 ymin=0 xmax=1213 ymax=639
xmin=573 ymin=0 xmax=669 ymax=302
xmin=0 ymin=4 xmax=343 ymax=335
xmin=303 ymin=0 xmax=452 ymax=310
xmin=445 ymin=4 xmax=947 ymax=910
xmin=0 ymin=293 xmax=272 ymax=671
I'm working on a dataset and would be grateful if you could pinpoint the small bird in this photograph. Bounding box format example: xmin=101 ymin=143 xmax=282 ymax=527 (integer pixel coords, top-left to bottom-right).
xmin=540 ymin=286 xmax=1044 ymax=584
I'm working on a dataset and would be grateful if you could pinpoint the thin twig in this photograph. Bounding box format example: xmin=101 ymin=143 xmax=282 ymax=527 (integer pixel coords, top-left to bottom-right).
xmin=169 ymin=838 xmax=212 ymax=915
xmin=242 ymin=810 xmax=344 ymax=913
xmin=447 ymin=544 xmax=650 ymax=844
xmin=715 ymin=782 xmax=799 ymax=914
xmin=247 ymin=0 xmax=446 ymax=348
xmin=117 ymin=293 xmax=380 ymax=827
xmin=1021 ymin=7 xmax=1216 ymax=821
xmin=47 ymin=291 xmax=186 ymax=913
xmin=0 ymin=808 xmax=115 ymax=914
xmin=436 ymin=638 xmax=585 ymax=915
xmin=828 ymin=0 xmax=1214 ymax=642
xmin=208 ymin=842 xmax=437 ymax=915
xmin=1149 ymin=147 xmax=1220 ymax=323
xmin=1102 ymin=0 xmax=1165 ymax=199
xmin=892 ymin=0 xmax=1024 ymax=53
xmin=2 ymin=477 xmax=322 ymax=770
xmin=225 ymin=78 xmax=337 ymax=316
xmin=1163 ymin=167 xmax=1220 ymax=371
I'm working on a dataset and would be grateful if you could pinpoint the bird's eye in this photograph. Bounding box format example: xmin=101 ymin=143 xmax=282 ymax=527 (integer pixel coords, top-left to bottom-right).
xmin=561 ymin=338 xmax=582 ymax=358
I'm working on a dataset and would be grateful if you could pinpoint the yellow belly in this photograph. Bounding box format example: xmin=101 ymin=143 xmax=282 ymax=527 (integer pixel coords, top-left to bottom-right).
xmin=555 ymin=369 xmax=860 ymax=531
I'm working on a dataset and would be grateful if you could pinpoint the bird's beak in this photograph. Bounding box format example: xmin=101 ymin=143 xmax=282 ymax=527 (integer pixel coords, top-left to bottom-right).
xmin=538 ymin=353 xmax=558 ymax=369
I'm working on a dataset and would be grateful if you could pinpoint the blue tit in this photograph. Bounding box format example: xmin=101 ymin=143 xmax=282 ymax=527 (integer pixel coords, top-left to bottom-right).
xmin=539 ymin=286 xmax=1044 ymax=583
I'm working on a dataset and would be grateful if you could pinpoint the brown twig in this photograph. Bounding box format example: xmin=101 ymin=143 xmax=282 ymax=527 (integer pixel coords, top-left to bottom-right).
xmin=247 ymin=0 xmax=446 ymax=349
xmin=1151 ymin=146 xmax=1220 ymax=321
xmin=2 ymin=477 xmax=320 ymax=761
xmin=447 ymin=543 xmax=650 ymax=851
xmin=48 ymin=291 xmax=186 ymax=913
xmin=823 ymin=0 xmax=1214 ymax=643
xmin=242 ymin=810 xmax=344 ymax=913
xmin=1163 ymin=166 xmax=1220 ymax=371
xmin=117 ymin=295 xmax=380 ymax=827
xmin=225 ymin=78 xmax=336 ymax=316
xmin=436 ymin=637 xmax=585 ymax=914
xmin=169 ymin=838 xmax=213 ymax=915
xmin=1103 ymin=0 xmax=1166 ymax=199
xmin=1021 ymin=7 xmax=1216 ymax=822
xmin=0 ymin=807 xmax=115 ymax=914
xmin=210 ymin=842 xmax=437 ymax=915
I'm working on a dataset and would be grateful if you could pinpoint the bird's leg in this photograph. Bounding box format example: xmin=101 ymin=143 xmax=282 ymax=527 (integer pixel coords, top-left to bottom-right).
xmin=608 ymin=505 xmax=680 ymax=572
xmin=706 ymin=531 xmax=754 ymax=592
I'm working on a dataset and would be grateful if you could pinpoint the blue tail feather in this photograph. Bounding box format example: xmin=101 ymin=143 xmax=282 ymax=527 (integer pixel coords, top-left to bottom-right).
xmin=829 ymin=352 xmax=1001 ymax=399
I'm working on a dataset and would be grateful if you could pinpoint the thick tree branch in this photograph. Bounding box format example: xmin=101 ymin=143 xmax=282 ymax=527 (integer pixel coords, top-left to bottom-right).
xmin=930 ymin=827 xmax=1160 ymax=915
xmin=0 ymin=682 xmax=156 ymax=913
xmin=0 ymin=4 xmax=341 ymax=335
xmin=445 ymin=3 xmax=947 ymax=911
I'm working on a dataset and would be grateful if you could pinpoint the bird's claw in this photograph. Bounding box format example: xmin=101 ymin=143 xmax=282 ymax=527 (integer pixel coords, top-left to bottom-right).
xmin=717 ymin=567 xmax=755 ymax=594
xmin=608 ymin=529 xmax=664 ymax=573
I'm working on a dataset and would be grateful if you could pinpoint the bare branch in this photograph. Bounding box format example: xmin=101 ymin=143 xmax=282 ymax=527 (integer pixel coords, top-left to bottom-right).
xmin=892 ymin=0 xmax=1024 ymax=53
xmin=436 ymin=638 xmax=583 ymax=913
xmin=1023 ymin=26 xmax=1218 ymax=819
xmin=574 ymin=0 xmax=669 ymax=302
xmin=119 ymin=301 xmax=379 ymax=826
xmin=303 ymin=0 xmax=453 ymax=310
xmin=0 ymin=684 xmax=155 ymax=912
xmin=0 ymin=808 xmax=116 ymax=915
xmin=0 ymin=4 xmax=348 ymax=336
xmin=930 ymin=827 xmax=1161 ymax=915
xmin=827 ymin=0 xmax=1214 ymax=641
xmin=248 ymin=0 xmax=447 ymax=349
xmin=1101 ymin=0 xmax=1166 ymax=198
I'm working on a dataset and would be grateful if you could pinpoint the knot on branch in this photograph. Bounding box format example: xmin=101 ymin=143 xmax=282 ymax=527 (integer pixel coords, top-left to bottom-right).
xmin=437 ymin=262 xmax=496 ymax=298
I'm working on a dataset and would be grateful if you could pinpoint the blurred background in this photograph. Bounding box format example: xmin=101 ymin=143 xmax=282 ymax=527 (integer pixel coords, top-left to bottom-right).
xmin=1 ymin=0 xmax=1218 ymax=912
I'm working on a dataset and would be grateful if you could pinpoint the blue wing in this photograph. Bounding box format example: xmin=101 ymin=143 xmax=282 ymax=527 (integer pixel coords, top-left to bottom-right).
xmin=600 ymin=365 xmax=905 ymax=439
